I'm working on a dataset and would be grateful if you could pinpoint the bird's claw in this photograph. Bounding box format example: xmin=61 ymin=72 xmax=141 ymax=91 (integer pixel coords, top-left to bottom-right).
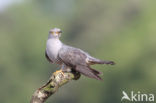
xmin=54 ymin=70 xmax=65 ymax=77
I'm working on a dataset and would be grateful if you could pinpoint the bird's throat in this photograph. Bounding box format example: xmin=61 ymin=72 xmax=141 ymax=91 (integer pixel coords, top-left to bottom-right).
xmin=46 ymin=38 xmax=62 ymax=60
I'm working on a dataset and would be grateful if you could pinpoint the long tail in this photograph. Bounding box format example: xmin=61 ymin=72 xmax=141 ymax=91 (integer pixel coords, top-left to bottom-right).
xmin=89 ymin=58 xmax=115 ymax=65
xmin=75 ymin=65 xmax=102 ymax=80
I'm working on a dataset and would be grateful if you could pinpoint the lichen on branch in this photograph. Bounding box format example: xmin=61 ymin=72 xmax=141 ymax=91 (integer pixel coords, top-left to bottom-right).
xmin=30 ymin=67 xmax=81 ymax=103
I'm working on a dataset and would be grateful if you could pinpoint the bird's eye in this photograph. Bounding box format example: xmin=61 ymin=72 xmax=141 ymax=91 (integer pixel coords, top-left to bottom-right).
xmin=56 ymin=31 xmax=62 ymax=34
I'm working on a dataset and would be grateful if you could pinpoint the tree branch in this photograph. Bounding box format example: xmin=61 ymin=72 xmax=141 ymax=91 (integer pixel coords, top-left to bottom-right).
xmin=30 ymin=66 xmax=81 ymax=103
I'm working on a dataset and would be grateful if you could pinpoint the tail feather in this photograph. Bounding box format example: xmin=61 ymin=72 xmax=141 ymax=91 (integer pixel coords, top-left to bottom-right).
xmin=89 ymin=58 xmax=115 ymax=65
xmin=75 ymin=65 xmax=102 ymax=81
xmin=89 ymin=67 xmax=102 ymax=75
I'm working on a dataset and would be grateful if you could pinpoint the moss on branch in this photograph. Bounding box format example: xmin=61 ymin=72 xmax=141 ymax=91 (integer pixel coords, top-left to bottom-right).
xmin=30 ymin=68 xmax=81 ymax=103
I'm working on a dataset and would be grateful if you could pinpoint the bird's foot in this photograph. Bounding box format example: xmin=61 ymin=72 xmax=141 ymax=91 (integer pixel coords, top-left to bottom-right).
xmin=54 ymin=70 xmax=65 ymax=77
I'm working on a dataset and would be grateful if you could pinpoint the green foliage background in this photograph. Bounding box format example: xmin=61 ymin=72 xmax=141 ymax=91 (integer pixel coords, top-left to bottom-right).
xmin=0 ymin=0 xmax=156 ymax=103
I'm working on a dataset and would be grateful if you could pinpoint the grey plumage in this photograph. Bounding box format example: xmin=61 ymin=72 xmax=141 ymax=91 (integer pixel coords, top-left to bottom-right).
xmin=46 ymin=28 xmax=115 ymax=80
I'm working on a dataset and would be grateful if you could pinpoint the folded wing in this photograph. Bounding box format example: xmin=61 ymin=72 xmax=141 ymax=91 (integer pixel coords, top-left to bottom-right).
xmin=58 ymin=45 xmax=102 ymax=80
xmin=58 ymin=45 xmax=87 ymax=66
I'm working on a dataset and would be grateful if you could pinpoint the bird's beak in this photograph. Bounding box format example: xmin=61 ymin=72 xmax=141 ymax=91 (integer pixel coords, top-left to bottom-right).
xmin=58 ymin=31 xmax=62 ymax=34
xmin=56 ymin=31 xmax=62 ymax=36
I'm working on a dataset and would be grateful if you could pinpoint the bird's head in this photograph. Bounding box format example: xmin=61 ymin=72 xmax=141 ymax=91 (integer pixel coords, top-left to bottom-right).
xmin=49 ymin=28 xmax=62 ymax=38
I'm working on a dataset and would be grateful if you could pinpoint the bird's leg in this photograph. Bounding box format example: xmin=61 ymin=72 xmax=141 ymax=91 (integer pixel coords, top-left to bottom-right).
xmin=53 ymin=64 xmax=73 ymax=78
xmin=53 ymin=64 xmax=69 ymax=77
xmin=61 ymin=64 xmax=71 ymax=72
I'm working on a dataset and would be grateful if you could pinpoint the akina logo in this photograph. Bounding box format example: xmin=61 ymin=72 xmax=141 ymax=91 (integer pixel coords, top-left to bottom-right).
xmin=121 ymin=91 xmax=154 ymax=102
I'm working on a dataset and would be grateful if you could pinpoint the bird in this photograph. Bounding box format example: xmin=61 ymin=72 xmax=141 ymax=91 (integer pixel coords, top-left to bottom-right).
xmin=45 ymin=28 xmax=115 ymax=80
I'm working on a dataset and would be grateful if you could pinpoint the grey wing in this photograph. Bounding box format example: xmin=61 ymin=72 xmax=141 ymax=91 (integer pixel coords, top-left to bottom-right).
xmin=58 ymin=46 xmax=88 ymax=66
